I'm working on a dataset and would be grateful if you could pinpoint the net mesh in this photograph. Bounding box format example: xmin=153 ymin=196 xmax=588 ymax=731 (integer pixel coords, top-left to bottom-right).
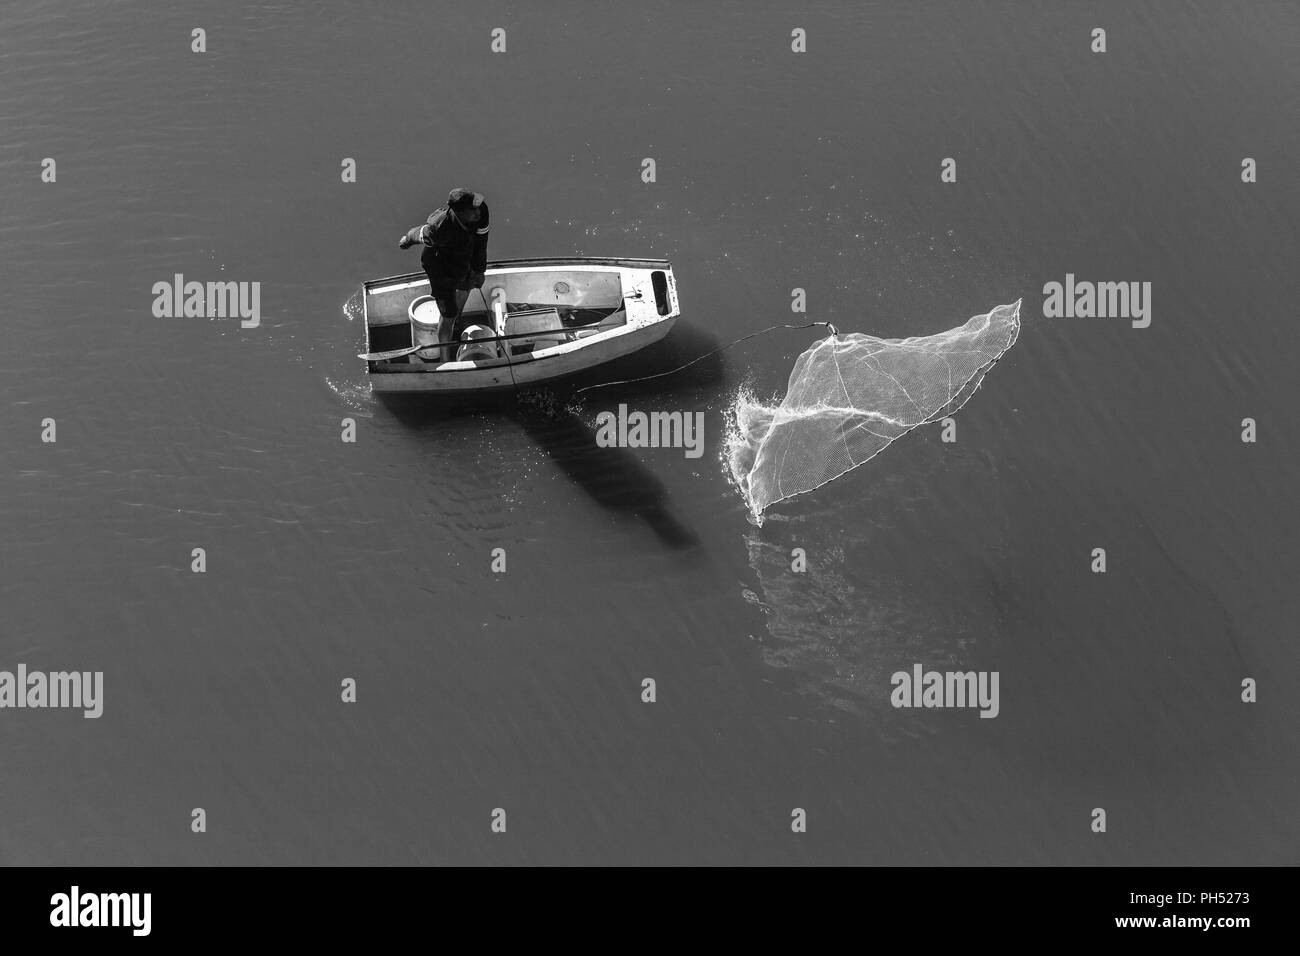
xmin=729 ymin=300 xmax=1022 ymax=518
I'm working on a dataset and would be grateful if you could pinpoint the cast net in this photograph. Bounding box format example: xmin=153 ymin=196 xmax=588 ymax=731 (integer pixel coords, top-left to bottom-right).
xmin=728 ymin=300 xmax=1022 ymax=518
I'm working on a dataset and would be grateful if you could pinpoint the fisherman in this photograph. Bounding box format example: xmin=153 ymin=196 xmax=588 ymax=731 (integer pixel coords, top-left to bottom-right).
xmin=398 ymin=187 xmax=490 ymax=359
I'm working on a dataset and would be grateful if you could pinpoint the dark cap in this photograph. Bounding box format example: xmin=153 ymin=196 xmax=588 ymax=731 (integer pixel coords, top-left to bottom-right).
xmin=448 ymin=187 xmax=483 ymax=210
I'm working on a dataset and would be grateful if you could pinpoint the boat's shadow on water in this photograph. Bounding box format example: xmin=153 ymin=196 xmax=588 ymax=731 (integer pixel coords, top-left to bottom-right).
xmin=379 ymin=324 xmax=725 ymax=550
xmin=514 ymin=406 xmax=700 ymax=549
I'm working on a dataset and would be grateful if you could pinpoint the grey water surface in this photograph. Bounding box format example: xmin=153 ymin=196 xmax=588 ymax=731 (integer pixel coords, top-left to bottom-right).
xmin=1 ymin=0 xmax=1296 ymax=864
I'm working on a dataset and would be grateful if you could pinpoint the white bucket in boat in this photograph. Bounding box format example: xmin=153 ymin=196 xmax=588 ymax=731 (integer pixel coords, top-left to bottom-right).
xmin=408 ymin=295 xmax=443 ymax=359
xmin=456 ymin=324 xmax=497 ymax=362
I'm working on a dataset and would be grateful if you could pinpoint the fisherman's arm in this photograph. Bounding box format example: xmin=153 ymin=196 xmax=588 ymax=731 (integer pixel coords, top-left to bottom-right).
xmin=397 ymin=224 xmax=430 ymax=249
xmin=397 ymin=212 xmax=442 ymax=249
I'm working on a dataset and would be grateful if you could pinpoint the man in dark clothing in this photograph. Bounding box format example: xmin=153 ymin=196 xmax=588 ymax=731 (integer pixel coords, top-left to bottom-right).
xmin=398 ymin=187 xmax=490 ymax=359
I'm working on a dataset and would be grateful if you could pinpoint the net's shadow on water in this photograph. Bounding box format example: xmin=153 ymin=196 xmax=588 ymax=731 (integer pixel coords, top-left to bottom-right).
xmin=742 ymin=434 xmax=1260 ymax=787
xmin=740 ymin=437 xmax=1016 ymax=735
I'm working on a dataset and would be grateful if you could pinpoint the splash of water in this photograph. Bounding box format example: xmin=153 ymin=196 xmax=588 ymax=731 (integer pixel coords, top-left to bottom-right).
xmin=342 ymin=287 xmax=365 ymax=323
xmin=324 ymin=377 xmax=375 ymax=416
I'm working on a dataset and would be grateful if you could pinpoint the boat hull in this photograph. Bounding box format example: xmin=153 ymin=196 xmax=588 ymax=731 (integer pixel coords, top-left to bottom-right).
xmin=362 ymin=257 xmax=680 ymax=395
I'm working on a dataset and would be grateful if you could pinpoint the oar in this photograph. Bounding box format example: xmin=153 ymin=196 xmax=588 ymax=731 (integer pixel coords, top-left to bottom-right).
xmin=358 ymin=343 xmax=427 ymax=361
xmin=360 ymin=318 xmax=623 ymax=360
xmin=360 ymin=296 xmax=619 ymax=362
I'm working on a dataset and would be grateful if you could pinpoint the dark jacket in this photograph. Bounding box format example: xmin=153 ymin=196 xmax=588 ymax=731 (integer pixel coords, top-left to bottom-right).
xmin=404 ymin=198 xmax=490 ymax=289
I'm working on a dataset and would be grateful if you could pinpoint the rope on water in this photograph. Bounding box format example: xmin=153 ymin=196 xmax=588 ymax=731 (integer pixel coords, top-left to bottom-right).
xmin=572 ymin=321 xmax=839 ymax=396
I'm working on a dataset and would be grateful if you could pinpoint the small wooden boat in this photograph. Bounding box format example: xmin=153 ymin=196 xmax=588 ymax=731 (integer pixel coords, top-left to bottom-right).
xmin=360 ymin=257 xmax=681 ymax=394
